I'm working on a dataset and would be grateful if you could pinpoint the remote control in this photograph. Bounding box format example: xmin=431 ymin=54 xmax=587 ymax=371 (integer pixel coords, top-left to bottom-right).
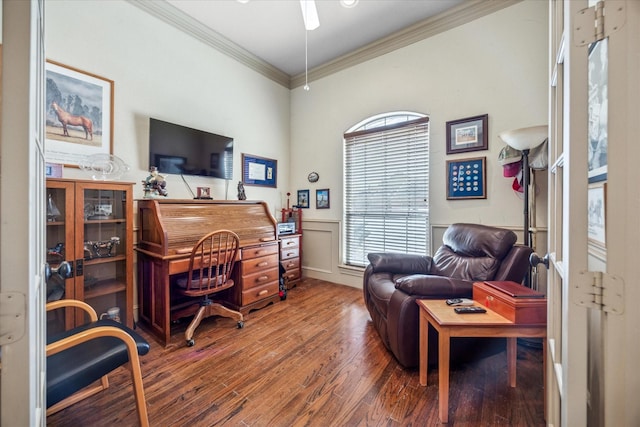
xmin=446 ymin=298 xmax=474 ymax=306
xmin=454 ymin=306 xmax=487 ymax=314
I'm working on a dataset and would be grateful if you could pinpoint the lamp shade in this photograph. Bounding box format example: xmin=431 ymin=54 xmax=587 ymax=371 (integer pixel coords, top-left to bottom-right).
xmin=498 ymin=125 xmax=548 ymax=151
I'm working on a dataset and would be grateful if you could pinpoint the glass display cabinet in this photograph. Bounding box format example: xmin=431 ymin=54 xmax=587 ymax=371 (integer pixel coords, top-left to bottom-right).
xmin=46 ymin=178 xmax=134 ymax=334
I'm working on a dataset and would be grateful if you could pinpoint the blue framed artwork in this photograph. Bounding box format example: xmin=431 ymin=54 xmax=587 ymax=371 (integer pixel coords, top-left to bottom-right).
xmin=446 ymin=157 xmax=486 ymax=200
xmin=297 ymin=190 xmax=310 ymax=208
xmin=242 ymin=153 xmax=277 ymax=187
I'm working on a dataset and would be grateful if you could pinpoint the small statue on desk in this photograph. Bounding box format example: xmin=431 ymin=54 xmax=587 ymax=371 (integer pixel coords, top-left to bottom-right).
xmin=142 ymin=166 xmax=168 ymax=198
xmin=237 ymin=181 xmax=247 ymax=200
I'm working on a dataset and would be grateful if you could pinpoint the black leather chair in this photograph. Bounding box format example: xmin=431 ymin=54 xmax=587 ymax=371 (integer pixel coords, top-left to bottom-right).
xmin=46 ymin=299 xmax=150 ymax=426
xmin=363 ymin=223 xmax=533 ymax=368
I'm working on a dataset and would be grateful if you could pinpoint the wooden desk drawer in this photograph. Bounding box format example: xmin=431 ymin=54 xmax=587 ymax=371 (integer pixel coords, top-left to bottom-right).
xmin=241 ymin=280 xmax=279 ymax=306
xmin=282 ymin=269 xmax=300 ymax=282
xmin=281 ymin=257 xmax=299 ymax=272
xmin=242 ymin=266 xmax=279 ymax=289
xmin=242 ymin=243 xmax=278 ymax=260
xmin=280 ymin=236 xmax=299 ymax=249
xmin=280 ymin=247 xmax=299 ymax=260
xmin=239 ymin=253 xmax=279 ymax=276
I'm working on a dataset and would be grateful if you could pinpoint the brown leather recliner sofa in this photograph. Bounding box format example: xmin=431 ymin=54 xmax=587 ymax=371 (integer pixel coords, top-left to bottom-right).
xmin=363 ymin=223 xmax=533 ymax=368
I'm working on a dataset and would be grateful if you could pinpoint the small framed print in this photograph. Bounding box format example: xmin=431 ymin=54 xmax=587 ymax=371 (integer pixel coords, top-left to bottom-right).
xmin=446 ymin=157 xmax=486 ymax=200
xmin=297 ymin=190 xmax=310 ymax=208
xmin=196 ymin=187 xmax=211 ymax=199
xmin=446 ymin=114 xmax=488 ymax=155
xmin=588 ymin=182 xmax=606 ymax=247
xmin=316 ymin=189 xmax=330 ymax=209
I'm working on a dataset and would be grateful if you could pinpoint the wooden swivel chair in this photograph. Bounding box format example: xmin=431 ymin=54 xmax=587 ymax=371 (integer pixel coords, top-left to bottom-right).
xmin=173 ymin=229 xmax=244 ymax=347
xmin=46 ymin=299 xmax=150 ymax=426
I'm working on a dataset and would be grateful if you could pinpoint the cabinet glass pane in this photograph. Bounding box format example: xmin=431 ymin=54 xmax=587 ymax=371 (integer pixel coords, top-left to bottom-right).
xmin=46 ymin=188 xmax=67 ymax=295
xmin=46 ymin=187 xmax=70 ymax=335
xmin=83 ymin=188 xmax=128 ymax=323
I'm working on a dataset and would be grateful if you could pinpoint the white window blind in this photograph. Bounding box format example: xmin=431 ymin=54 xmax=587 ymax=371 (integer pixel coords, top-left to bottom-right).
xmin=344 ymin=115 xmax=429 ymax=267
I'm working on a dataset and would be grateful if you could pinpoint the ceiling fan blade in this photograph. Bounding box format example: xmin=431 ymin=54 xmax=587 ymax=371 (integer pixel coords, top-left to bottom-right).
xmin=300 ymin=0 xmax=320 ymax=31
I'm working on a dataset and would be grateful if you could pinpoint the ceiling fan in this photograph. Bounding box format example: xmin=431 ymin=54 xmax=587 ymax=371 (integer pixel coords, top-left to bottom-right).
xmin=300 ymin=0 xmax=319 ymax=31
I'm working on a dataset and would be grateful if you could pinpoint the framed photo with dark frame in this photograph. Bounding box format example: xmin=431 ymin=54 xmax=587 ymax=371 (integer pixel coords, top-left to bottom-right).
xmin=446 ymin=157 xmax=486 ymax=200
xmin=241 ymin=153 xmax=277 ymax=187
xmin=316 ymin=189 xmax=330 ymax=209
xmin=446 ymin=114 xmax=488 ymax=155
xmin=45 ymin=60 xmax=114 ymax=166
xmin=297 ymin=190 xmax=310 ymax=208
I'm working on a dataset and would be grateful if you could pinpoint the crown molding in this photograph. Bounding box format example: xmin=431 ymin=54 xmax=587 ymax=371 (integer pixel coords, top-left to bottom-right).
xmin=126 ymin=0 xmax=291 ymax=88
xmin=128 ymin=0 xmax=521 ymax=90
xmin=290 ymin=0 xmax=522 ymax=88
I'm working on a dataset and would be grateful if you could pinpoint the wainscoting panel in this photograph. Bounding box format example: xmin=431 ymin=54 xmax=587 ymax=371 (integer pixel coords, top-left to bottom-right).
xmin=301 ymin=220 xmax=547 ymax=292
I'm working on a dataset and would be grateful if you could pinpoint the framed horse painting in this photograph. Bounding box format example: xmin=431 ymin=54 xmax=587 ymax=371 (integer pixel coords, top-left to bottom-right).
xmin=45 ymin=60 xmax=114 ymax=166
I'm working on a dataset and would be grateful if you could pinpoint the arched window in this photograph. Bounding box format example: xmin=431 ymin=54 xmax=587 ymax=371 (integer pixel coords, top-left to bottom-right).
xmin=343 ymin=112 xmax=429 ymax=267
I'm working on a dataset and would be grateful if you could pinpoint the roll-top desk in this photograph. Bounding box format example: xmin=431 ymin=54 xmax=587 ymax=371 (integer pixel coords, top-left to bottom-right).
xmin=135 ymin=199 xmax=280 ymax=346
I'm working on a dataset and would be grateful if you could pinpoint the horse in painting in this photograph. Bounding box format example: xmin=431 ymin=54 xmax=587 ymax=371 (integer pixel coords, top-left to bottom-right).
xmin=51 ymin=101 xmax=93 ymax=140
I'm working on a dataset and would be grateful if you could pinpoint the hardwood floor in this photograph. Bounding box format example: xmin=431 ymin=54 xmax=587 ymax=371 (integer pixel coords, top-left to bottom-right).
xmin=47 ymin=279 xmax=545 ymax=426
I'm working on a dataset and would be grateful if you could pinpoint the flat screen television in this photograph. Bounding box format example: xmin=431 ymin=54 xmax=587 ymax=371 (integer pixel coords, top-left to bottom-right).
xmin=148 ymin=118 xmax=233 ymax=180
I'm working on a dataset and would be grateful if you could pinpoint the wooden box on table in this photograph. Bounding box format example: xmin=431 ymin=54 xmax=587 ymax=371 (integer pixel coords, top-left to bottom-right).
xmin=473 ymin=281 xmax=546 ymax=324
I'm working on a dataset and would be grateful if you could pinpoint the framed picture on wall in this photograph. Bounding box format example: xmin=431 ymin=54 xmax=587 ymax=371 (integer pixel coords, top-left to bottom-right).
xmin=45 ymin=60 xmax=114 ymax=166
xmin=297 ymin=190 xmax=310 ymax=208
xmin=588 ymin=182 xmax=606 ymax=247
xmin=446 ymin=157 xmax=486 ymax=200
xmin=241 ymin=153 xmax=278 ymax=187
xmin=316 ymin=189 xmax=330 ymax=209
xmin=446 ymin=114 xmax=488 ymax=155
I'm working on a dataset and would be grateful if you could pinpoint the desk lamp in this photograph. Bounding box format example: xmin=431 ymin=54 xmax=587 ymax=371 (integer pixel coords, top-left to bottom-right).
xmin=498 ymin=125 xmax=548 ymax=286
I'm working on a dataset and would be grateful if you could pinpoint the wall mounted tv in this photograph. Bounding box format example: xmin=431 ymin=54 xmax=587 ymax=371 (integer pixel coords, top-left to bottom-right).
xmin=148 ymin=118 xmax=233 ymax=180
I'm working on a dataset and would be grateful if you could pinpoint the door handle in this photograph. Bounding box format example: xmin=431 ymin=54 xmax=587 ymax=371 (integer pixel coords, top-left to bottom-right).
xmin=530 ymin=252 xmax=549 ymax=269
xmin=44 ymin=260 xmax=73 ymax=283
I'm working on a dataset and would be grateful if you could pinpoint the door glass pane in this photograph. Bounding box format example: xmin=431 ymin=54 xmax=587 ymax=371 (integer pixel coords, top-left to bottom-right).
xmin=588 ymin=38 xmax=608 ymax=183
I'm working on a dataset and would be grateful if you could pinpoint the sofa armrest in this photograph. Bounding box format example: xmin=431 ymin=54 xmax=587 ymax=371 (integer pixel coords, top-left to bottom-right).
xmin=367 ymin=252 xmax=432 ymax=275
xmin=394 ymin=274 xmax=473 ymax=298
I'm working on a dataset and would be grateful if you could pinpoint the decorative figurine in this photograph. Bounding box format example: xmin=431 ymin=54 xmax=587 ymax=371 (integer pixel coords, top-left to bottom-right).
xmin=142 ymin=166 xmax=168 ymax=198
xmin=237 ymin=181 xmax=247 ymax=200
xmin=47 ymin=194 xmax=61 ymax=222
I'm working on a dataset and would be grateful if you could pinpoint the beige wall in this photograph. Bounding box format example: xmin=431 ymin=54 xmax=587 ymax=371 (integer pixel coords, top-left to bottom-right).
xmin=290 ymin=1 xmax=549 ymax=287
xmin=46 ymin=0 xmax=291 ymax=214
xmin=46 ymin=1 xmax=549 ymax=289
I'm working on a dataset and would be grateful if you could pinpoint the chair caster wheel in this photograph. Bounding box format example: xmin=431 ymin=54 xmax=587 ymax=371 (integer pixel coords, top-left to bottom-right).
xmin=237 ymin=321 xmax=244 ymax=329
xmin=186 ymin=339 xmax=195 ymax=347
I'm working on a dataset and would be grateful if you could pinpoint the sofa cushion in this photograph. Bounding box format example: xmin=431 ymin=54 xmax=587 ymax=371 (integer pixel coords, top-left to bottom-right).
xmin=394 ymin=274 xmax=473 ymax=297
xmin=442 ymin=223 xmax=517 ymax=260
xmin=367 ymin=252 xmax=432 ymax=275
xmin=432 ymin=246 xmax=500 ymax=281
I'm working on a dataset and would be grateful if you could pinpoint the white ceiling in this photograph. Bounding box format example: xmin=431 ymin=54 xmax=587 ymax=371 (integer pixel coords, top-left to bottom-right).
xmin=164 ymin=0 xmax=466 ymax=76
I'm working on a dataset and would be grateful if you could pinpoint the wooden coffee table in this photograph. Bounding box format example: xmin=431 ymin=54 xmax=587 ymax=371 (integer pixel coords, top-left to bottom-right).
xmin=417 ymin=299 xmax=546 ymax=423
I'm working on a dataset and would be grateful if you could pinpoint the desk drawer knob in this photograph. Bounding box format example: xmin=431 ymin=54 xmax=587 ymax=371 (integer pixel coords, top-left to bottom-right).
xmin=257 ymin=275 xmax=269 ymax=282
xmin=258 ymin=289 xmax=268 ymax=296
xmin=257 ymin=261 xmax=268 ymax=267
